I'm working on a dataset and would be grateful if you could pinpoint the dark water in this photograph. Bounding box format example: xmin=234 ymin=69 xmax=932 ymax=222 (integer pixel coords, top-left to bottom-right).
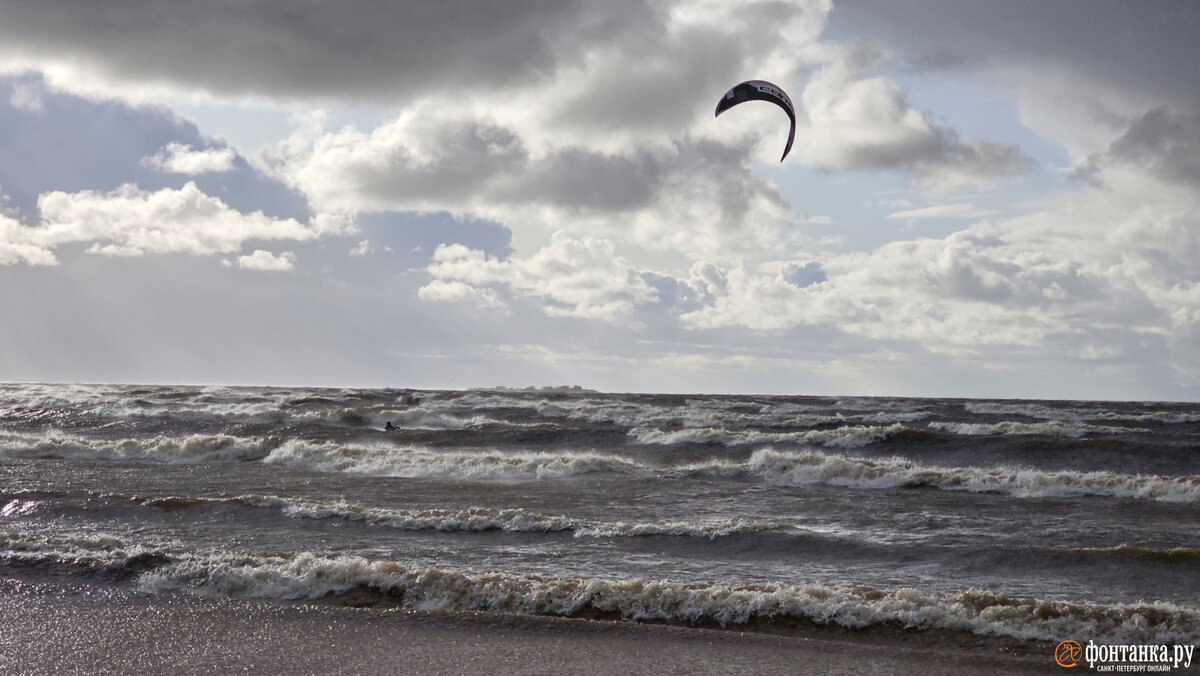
xmin=1 ymin=383 xmax=1198 ymax=644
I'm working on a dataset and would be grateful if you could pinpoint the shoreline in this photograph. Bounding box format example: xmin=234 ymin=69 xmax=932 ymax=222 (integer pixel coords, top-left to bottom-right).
xmin=0 ymin=577 xmax=1060 ymax=675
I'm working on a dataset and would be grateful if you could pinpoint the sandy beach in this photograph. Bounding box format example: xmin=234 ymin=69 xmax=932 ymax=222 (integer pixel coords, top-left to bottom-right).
xmin=0 ymin=577 xmax=1059 ymax=675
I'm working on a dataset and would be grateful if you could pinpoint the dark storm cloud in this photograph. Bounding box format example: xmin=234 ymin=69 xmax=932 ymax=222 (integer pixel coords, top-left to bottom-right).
xmin=0 ymin=0 xmax=659 ymax=101
xmin=828 ymin=0 xmax=1200 ymax=106
xmin=1072 ymin=107 xmax=1200 ymax=195
xmin=1107 ymin=108 xmax=1200 ymax=189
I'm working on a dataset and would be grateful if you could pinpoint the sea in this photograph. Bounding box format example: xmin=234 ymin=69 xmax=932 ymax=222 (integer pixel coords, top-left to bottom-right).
xmin=2 ymin=383 xmax=1198 ymax=647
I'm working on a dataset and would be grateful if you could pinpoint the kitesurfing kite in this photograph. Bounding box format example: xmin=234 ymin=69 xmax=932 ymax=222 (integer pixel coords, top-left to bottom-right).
xmin=714 ymin=80 xmax=796 ymax=162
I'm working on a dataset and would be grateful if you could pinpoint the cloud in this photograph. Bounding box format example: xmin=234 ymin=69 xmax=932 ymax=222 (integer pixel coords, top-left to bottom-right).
xmin=417 ymin=280 xmax=506 ymax=311
xmin=0 ymin=214 xmax=56 ymax=265
xmin=6 ymin=0 xmax=1029 ymax=271
xmin=423 ymin=234 xmax=658 ymax=321
xmin=827 ymin=0 xmax=1200 ymax=111
xmin=675 ymin=157 xmax=1200 ymax=372
xmin=143 ymin=142 xmax=236 ymax=174
xmin=7 ymin=0 xmax=1199 ymax=398
xmin=261 ymin=108 xmax=802 ymax=263
xmin=887 ymin=203 xmax=993 ymax=220
xmin=348 ymin=239 xmax=392 ymax=257
xmin=824 ymin=1 xmax=1200 ymax=164
xmin=0 ymin=181 xmax=352 ymax=264
xmin=792 ymin=39 xmax=1032 ymax=189
xmin=234 ymin=249 xmax=294 ymax=272
xmin=8 ymin=80 xmax=42 ymax=111
xmin=0 ymin=0 xmax=661 ymax=103
xmin=1088 ymin=108 xmax=1200 ymax=190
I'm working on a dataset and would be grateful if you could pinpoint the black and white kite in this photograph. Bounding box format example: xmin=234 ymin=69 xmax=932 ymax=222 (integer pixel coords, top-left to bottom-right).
xmin=714 ymin=80 xmax=796 ymax=162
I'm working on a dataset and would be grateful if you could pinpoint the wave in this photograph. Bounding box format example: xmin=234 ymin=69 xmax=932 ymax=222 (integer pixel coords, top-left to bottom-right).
xmin=249 ymin=496 xmax=786 ymax=539
xmin=632 ymin=423 xmax=912 ymax=449
xmin=929 ymin=421 xmax=1146 ymax=438
xmin=112 ymin=492 xmax=787 ymax=540
xmin=963 ymin=401 xmax=1079 ymax=418
xmin=746 ymin=449 xmax=1200 ymax=502
xmin=536 ymin=397 xmax=931 ymax=433
xmin=571 ymin=518 xmax=786 ymax=539
xmin=0 ymin=528 xmax=173 ymax=582
xmin=4 ymin=530 xmax=1187 ymax=644
xmin=1 ymin=499 xmax=38 ymax=518
xmin=7 ymin=429 xmax=1199 ymax=503
xmin=260 ymin=442 xmax=652 ymax=480
xmin=963 ymin=401 xmax=1200 ymax=426
xmin=1038 ymin=545 xmax=1200 ymax=564
xmin=96 ymin=398 xmax=513 ymax=431
xmin=1091 ymin=411 xmax=1200 ymax=424
xmin=0 ymin=430 xmax=280 ymax=463
xmin=0 ymin=430 xmax=662 ymax=480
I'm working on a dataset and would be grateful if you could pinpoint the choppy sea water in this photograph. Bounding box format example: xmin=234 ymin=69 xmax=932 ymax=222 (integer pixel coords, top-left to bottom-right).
xmin=2 ymin=383 xmax=1198 ymax=645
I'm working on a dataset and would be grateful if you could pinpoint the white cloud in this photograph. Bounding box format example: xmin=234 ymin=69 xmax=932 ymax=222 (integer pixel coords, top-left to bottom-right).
xmin=142 ymin=142 xmax=237 ymax=174
xmin=236 ymin=249 xmax=294 ymax=271
xmin=887 ymin=203 xmax=993 ymax=220
xmin=423 ymin=234 xmax=658 ymax=321
xmin=232 ymin=1 xmax=832 ymax=266
xmin=248 ymin=3 xmax=1029 ymax=272
xmin=792 ymin=39 xmax=1032 ymax=190
xmin=417 ymin=280 xmax=506 ymax=311
xmin=260 ymin=107 xmax=803 ymax=264
xmin=0 ymin=214 xmax=56 ymax=265
xmin=9 ymin=80 xmax=43 ymax=111
xmin=0 ymin=182 xmax=354 ymax=264
xmin=675 ymin=154 xmax=1200 ymax=374
xmin=348 ymin=239 xmax=391 ymax=257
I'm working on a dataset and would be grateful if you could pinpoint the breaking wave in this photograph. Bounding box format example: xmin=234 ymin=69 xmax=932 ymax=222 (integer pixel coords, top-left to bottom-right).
xmin=746 ymin=449 xmax=1200 ymax=502
xmin=930 ymin=421 xmax=1145 ymax=438
xmin=4 ymin=530 xmax=1192 ymax=644
xmin=260 ymin=442 xmax=651 ymax=480
xmin=0 ymin=430 xmax=280 ymax=463
xmin=149 ymin=552 xmax=1195 ymax=643
xmin=631 ymin=423 xmax=911 ymax=449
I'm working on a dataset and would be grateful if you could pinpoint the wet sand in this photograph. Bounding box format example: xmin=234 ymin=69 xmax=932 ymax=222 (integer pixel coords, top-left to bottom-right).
xmin=0 ymin=577 xmax=1059 ymax=675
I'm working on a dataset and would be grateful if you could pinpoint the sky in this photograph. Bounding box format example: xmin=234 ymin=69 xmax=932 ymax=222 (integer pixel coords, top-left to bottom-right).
xmin=1 ymin=0 xmax=1199 ymax=400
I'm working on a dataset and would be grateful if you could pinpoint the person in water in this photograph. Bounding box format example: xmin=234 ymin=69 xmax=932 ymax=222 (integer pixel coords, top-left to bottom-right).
xmin=385 ymin=421 xmax=395 ymax=430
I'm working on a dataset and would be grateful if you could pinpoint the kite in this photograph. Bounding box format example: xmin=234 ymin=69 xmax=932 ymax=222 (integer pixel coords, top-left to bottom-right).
xmin=714 ymin=80 xmax=796 ymax=162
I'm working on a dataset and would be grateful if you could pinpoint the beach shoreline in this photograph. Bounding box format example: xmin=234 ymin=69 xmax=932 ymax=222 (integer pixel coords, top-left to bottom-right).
xmin=0 ymin=576 xmax=1059 ymax=675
